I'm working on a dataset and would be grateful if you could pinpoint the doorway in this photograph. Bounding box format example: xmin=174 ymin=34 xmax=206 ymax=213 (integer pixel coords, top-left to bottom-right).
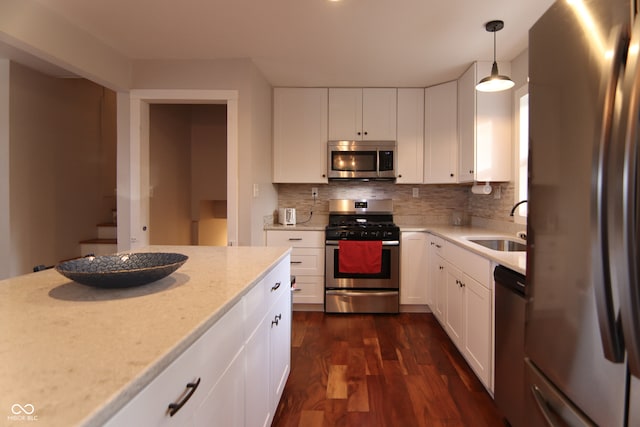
xmin=148 ymin=103 xmax=227 ymax=246
xmin=122 ymin=89 xmax=238 ymax=252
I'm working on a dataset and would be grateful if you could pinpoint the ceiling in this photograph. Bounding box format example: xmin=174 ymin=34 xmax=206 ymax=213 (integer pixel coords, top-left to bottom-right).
xmin=22 ymin=0 xmax=554 ymax=87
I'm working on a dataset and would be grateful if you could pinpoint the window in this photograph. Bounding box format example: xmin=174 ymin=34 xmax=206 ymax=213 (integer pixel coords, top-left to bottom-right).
xmin=514 ymin=85 xmax=528 ymax=224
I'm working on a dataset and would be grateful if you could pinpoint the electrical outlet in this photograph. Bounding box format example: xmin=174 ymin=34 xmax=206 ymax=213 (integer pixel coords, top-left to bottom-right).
xmin=412 ymin=188 xmax=419 ymax=198
xmin=493 ymin=185 xmax=502 ymax=199
xmin=311 ymin=187 xmax=318 ymax=198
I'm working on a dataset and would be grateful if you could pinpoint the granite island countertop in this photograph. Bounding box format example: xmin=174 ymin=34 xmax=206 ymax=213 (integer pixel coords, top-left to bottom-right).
xmin=0 ymin=245 xmax=291 ymax=427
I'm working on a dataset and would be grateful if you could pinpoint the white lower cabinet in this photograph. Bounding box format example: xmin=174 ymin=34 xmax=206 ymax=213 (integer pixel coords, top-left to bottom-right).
xmin=425 ymin=234 xmax=494 ymax=393
xmin=104 ymin=255 xmax=291 ymax=427
xmin=445 ymin=261 xmax=465 ymax=348
xmin=426 ymin=234 xmax=446 ymax=323
xmin=400 ymin=232 xmax=430 ymax=305
xmin=463 ymin=274 xmax=492 ymax=388
xmin=269 ymin=291 xmax=292 ymax=409
xmin=266 ymin=230 xmax=324 ymax=306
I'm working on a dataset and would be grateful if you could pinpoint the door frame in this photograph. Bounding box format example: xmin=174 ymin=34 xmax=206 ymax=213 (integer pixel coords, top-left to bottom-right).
xmin=118 ymin=89 xmax=238 ymax=251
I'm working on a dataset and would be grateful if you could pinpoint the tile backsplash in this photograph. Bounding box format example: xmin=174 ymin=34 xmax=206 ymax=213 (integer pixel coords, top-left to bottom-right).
xmin=276 ymin=181 xmax=519 ymax=226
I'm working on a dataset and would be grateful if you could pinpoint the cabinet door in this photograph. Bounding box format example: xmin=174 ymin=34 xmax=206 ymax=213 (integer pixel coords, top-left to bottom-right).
xmin=433 ymin=254 xmax=446 ymax=324
xmin=328 ymin=88 xmax=362 ymax=140
xmin=362 ymin=88 xmax=397 ymax=140
xmin=273 ymin=88 xmax=328 ymax=183
xmin=475 ymin=61 xmax=512 ymax=182
xmin=457 ymin=62 xmax=513 ymax=183
xmin=269 ymin=289 xmax=292 ymax=410
xmin=245 ymin=315 xmax=271 ymax=427
xmin=457 ymin=65 xmax=475 ymax=183
xmin=424 ymin=82 xmax=458 ymax=183
xmin=445 ymin=262 xmax=465 ymax=349
xmin=463 ymin=275 xmax=493 ymax=390
xmin=396 ymin=88 xmax=424 ymax=183
xmin=400 ymin=232 xmax=429 ymax=305
xmin=193 ymin=348 xmax=245 ymax=427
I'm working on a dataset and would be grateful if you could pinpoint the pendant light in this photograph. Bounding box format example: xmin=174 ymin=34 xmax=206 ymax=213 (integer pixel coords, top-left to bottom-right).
xmin=476 ymin=20 xmax=514 ymax=92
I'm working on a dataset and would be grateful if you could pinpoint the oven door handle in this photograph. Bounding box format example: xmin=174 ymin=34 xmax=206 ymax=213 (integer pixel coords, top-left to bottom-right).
xmin=325 ymin=240 xmax=400 ymax=246
xmin=326 ymin=290 xmax=399 ymax=297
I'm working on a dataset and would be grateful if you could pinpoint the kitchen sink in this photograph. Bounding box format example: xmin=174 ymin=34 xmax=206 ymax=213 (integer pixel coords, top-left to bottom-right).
xmin=466 ymin=238 xmax=527 ymax=252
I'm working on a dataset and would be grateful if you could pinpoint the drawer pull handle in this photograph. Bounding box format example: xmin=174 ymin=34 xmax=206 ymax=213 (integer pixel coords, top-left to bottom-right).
xmin=288 ymin=238 xmax=303 ymax=241
xmin=290 ymin=261 xmax=302 ymax=264
xmin=167 ymin=377 xmax=201 ymax=417
xmin=271 ymin=282 xmax=281 ymax=292
xmin=272 ymin=313 xmax=282 ymax=327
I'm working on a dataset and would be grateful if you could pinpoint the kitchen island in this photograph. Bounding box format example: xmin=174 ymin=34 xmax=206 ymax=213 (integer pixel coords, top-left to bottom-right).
xmin=0 ymin=245 xmax=291 ymax=426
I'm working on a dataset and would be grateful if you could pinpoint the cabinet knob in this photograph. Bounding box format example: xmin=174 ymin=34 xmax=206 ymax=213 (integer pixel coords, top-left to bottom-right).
xmin=364 ymin=131 xmax=368 ymax=135
xmin=322 ymin=174 xmax=326 ymax=178
xmin=469 ymin=170 xmax=474 ymax=174
xmin=450 ymin=173 xmax=454 ymax=177
xmin=357 ymin=132 xmax=362 ymax=135
xmin=271 ymin=313 xmax=282 ymax=327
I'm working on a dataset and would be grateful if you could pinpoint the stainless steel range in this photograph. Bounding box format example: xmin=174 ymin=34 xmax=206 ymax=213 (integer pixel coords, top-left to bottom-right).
xmin=324 ymin=199 xmax=400 ymax=313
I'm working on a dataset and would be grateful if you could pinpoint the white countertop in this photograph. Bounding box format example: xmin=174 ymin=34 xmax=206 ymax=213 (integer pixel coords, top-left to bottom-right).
xmin=264 ymin=222 xmax=526 ymax=275
xmin=399 ymin=225 xmax=527 ymax=275
xmin=0 ymin=245 xmax=291 ymax=427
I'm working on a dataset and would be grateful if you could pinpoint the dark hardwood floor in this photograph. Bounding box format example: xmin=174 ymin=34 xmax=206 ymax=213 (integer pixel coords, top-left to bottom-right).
xmin=272 ymin=311 xmax=505 ymax=427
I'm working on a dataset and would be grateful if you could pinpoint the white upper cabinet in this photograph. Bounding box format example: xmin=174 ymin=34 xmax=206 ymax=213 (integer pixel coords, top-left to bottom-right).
xmin=458 ymin=61 xmax=512 ymax=183
xmin=273 ymin=88 xmax=328 ymax=183
xmin=396 ymin=88 xmax=425 ymax=184
xmin=424 ymin=81 xmax=458 ymax=183
xmin=328 ymin=88 xmax=397 ymax=141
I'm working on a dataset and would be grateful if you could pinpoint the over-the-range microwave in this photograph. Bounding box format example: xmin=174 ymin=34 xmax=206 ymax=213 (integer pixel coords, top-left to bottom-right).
xmin=327 ymin=140 xmax=397 ymax=180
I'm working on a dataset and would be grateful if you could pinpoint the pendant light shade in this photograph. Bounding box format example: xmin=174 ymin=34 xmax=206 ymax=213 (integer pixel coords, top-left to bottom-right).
xmin=476 ymin=20 xmax=514 ymax=92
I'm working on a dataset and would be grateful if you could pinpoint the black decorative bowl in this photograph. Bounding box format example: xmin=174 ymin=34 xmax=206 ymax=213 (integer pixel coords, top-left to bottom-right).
xmin=55 ymin=253 xmax=188 ymax=288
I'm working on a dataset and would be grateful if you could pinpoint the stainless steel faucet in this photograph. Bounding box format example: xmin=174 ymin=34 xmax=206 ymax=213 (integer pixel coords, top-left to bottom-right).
xmin=510 ymin=200 xmax=528 ymax=216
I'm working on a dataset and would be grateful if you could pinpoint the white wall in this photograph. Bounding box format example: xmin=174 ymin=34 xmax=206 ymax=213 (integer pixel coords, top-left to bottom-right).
xmin=0 ymin=0 xmax=131 ymax=91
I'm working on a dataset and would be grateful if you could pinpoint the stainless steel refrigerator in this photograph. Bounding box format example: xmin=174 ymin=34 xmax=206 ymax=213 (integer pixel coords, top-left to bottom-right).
xmin=526 ymin=0 xmax=640 ymax=425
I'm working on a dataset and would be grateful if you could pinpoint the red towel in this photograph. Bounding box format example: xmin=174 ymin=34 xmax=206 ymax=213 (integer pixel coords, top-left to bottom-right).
xmin=338 ymin=240 xmax=382 ymax=274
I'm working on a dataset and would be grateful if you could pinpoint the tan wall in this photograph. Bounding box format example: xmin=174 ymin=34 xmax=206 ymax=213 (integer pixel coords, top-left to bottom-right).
xmin=149 ymin=104 xmax=227 ymax=246
xmin=132 ymin=58 xmax=277 ymax=246
xmin=148 ymin=104 xmax=192 ymax=245
xmin=9 ymin=62 xmax=116 ymax=275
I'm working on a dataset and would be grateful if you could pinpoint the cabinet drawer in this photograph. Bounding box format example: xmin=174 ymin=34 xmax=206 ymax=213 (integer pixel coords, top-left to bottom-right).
xmin=104 ymin=302 xmax=245 ymax=426
xmin=264 ymin=255 xmax=292 ymax=310
xmin=292 ymin=275 xmax=324 ymax=304
xmin=266 ymin=230 xmax=324 ymax=248
xmin=429 ymin=234 xmax=446 ymax=256
xmin=290 ymin=248 xmax=324 ymax=276
xmin=245 ymin=256 xmax=291 ymax=335
xmin=444 ymin=243 xmax=491 ymax=287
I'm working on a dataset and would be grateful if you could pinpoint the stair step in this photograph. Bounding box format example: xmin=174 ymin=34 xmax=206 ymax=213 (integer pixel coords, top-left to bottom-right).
xmin=97 ymin=223 xmax=117 ymax=239
xmin=79 ymin=239 xmax=117 ymax=257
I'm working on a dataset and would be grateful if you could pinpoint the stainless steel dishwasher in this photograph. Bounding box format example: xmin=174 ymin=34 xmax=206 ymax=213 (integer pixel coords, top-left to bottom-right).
xmin=494 ymin=265 xmax=526 ymax=427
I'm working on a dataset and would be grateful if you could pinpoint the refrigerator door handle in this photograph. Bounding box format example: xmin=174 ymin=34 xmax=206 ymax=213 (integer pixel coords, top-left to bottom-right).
xmin=614 ymin=17 xmax=640 ymax=377
xmin=593 ymin=24 xmax=627 ymax=362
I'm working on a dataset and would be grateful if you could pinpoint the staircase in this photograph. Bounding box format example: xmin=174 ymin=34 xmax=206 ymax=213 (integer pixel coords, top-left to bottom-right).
xmin=80 ymin=210 xmax=118 ymax=256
